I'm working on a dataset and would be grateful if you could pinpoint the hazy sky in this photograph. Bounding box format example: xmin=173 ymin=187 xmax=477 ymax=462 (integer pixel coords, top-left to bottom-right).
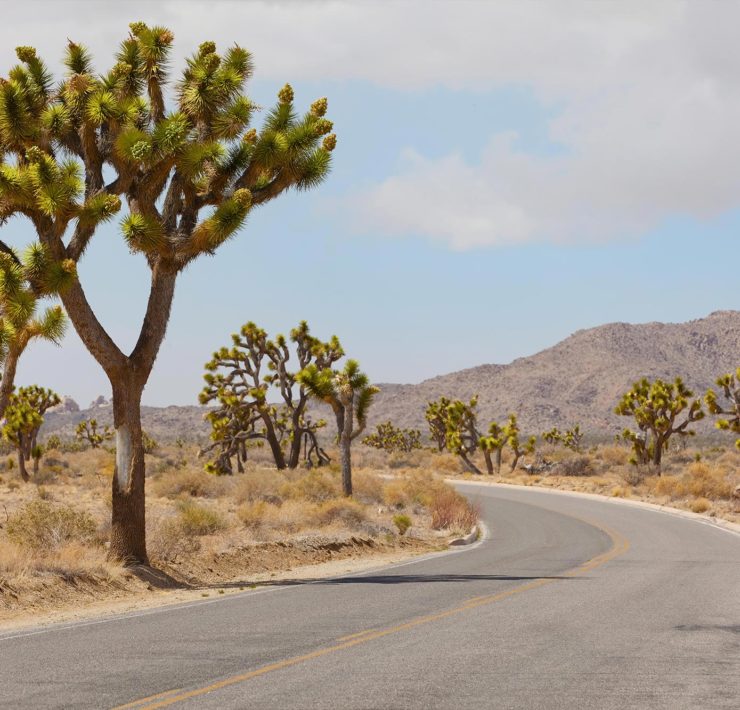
xmin=1 ymin=1 xmax=738 ymax=406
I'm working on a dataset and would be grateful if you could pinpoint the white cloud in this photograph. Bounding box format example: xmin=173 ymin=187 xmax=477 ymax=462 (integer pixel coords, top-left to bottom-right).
xmin=2 ymin=1 xmax=740 ymax=247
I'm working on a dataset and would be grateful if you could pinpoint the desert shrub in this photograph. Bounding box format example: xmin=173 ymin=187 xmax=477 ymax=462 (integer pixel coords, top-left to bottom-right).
xmin=6 ymin=500 xmax=98 ymax=550
xmin=619 ymin=465 xmax=644 ymax=486
xmin=685 ymin=462 xmax=733 ymax=499
xmin=382 ymin=479 xmax=412 ymax=509
xmin=648 ymin=462 xmax=733 ymax=501
xmin=317 ymin=498 xmax=366 ymax=527
xmin=557 ymin=456 xmax=595 ymax=477
xmin=280 ymin=470 xmax=340 ymax=502
xmin=176 ymin=500 xmax=228 ymax=535
xmin=598 ymin=445 xmax=630 ymax=466
xmin=152 ymin=468 xmax=229 ymax=499
xmin=429 ymin=452 xmax=465 ymax=475
xmin=387 ymin=452 xmax=417 ymax=469
xmin=45 ymin=435 xmax=62 ymax=451
xmin=690 ymin=497 xmax=711 ymax=513
xmin=393 ymin=514 xmax=412 ymax=535
xmin=428 ymin=488 xmax=479 ymax=533
xmin=232 ymin=469 xmax=283 ymax=504
xmin=142 ymin=431 xmax=159 ymax=455
xmin=351 ymin=470 xmax=385 ymax=504
xmin=148 ymin=518 xmax=201 ymax=562
xmin=237 ymin=500 xmax=270 ymax=529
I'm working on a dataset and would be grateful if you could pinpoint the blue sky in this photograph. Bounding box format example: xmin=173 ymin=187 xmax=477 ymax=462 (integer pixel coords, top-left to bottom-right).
xmin=1 ymin=2 xmax=738 ymax=406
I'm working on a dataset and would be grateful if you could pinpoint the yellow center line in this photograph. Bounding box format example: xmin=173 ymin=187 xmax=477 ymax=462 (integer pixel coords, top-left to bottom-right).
xmin=336 ymin=628 xmax=377 ymax=642
xmin=112 ymin=688 xmax=183 ymax=709
xmin=125 ymin=516 xmax=630 ymax=710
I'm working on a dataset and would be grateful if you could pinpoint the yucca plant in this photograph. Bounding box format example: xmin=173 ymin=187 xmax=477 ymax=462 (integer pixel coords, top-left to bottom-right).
xmin=705 ymin=368 xmax=740 ymax=449
xmin=0 ymin=246 xmax=67 ymax=416
xmin=0 ymin=24 xmax=336 ymax=562
xmin=200 ymin=320 xmax=341 ymax=473
xmin=615 ymin=377 xmax=704 ymax=470
xmin=75 ymin=418 xmax=113 ymax=449
xmin=298 ymin=359 xmax=378 ymax=496
xmin=2 ymin=385 xmax=59 ymax=481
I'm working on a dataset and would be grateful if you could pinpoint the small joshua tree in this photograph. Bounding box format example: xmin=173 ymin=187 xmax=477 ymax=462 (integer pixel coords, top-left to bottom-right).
xmin=362 ymin=420 xmax=422 ymax=454
xmin=0 ymin=26 xmax=337 ymax=561
xmin=425 ymin=396 xmax=483 ymax=474
xmin=2 ymin=385 xmax=60 ymax=481
xmin=615 ymin=377 xmax=704 ymax=470
xmin=298 ymin=359 xmax=378 ymax=496
xmin=479 ymin=420 xmax=507 ymax=475
xmin=504 ymin=413 xmax=536 ymax=471
xmin=0 ymin=247 xmax=67 ymax=417
xmin=705 ymin=368 xmax=740 ymax=449
xmin=75 ymin=418 xmax=113 ymax=448
xmin=200 ymin=321 xmax=342 ymax=473
xmin=425 ymin=397 xmax=451 ymax=452
xmin=542 ymin=424 xmax=584 ymax=452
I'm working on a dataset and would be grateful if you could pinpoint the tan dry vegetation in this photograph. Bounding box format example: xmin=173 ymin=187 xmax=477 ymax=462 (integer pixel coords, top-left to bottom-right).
xmin=391 ymin=442 xmax=740 ymax=524
xmin=0 ymin=443 xmax=478 ymax=623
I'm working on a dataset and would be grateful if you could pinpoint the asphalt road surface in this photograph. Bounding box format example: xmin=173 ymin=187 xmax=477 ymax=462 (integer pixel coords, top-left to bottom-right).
xmin=1 ymin=483 xmax=738 ymax=709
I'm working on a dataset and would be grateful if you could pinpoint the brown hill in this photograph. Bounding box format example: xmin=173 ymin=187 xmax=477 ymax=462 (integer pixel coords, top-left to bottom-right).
xmin=41 ymin=311 xmax=739 ymax=442
xmin=366 ymin=310 xmax=740 ymax=437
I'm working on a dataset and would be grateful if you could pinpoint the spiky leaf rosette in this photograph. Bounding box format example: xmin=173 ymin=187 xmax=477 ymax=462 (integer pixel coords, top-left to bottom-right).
xmin=705 ymin=368 xmax=740 ymax=449
xmin=0 ymin=25 xmax=337 ymax=271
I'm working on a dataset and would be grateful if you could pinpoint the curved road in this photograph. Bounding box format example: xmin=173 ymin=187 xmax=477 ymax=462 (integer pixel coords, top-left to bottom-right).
xmin=0 ymin=484 xmax=738 ymax=709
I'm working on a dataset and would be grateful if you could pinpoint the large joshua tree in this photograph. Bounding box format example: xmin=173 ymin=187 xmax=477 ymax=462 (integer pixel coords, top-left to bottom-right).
xmin=298 ymin=359 xmax=378 ymax=496
xmin=0 ymin=25 xmax=337 ymax=562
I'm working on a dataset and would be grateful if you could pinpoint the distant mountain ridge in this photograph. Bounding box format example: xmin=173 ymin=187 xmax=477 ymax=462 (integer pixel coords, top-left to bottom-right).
xmin=366 ymin=310 xmax=740 ymax=436
xmin=41 ymin=311 xmax=740 ymax=441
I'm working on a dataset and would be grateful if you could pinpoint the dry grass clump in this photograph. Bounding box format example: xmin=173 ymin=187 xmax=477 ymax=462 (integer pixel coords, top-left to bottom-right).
xmin=351 ymin=469 xmax=385 ymax=504
xmin=232 ymin=469 xmax=283 ymax=504
xmin=6 ymin=500 xmax=99 ymax=550
xmin=429 ymin=488 xmax=479 ymax=533
xmin=317 ymin=498 xmax=366 ymax=527
xmin=0 ymin=539 xmax=112 ymax=582
xmin=279 ymin=469 xmax=341 ymax=502
xmin=647 ymin=461 xmax=733 ymax=501
xmin=690 ymin=497 xmax=711 ymax=513
xmin=597 ymin=445 xmax=630 ymax=466
xmin=151 ymin=467 xmax=229 ymax=499
xmin=175 ymin=499 xmax=228 ymax=535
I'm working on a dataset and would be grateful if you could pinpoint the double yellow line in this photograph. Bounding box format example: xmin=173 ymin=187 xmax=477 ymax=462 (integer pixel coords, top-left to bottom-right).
xmin=116 ymin=518 xmax=629 ymax=709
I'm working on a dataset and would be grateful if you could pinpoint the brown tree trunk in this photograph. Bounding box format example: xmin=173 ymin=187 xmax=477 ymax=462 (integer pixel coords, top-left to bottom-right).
xmin=459 ymin=451 xmax=482 ymax=475
xmin=260 ymin=411 xmax=286 ymax=470
xmin=0 ymin=344 xmax=22 ymax=418
xmin=482 ymin=449 xmax=494 ymax=475
xmin=109 ymin=376 xmax=147 ymax=564
xmin=652 ymin=434 xmax=664 ymax=472
xmin=338 ymin=402 xmax=353 ymax=496
xmin=496 ymin=447 xmax=502 ymax=474
xmin=17 ymin=440 xmax=29 ymax=483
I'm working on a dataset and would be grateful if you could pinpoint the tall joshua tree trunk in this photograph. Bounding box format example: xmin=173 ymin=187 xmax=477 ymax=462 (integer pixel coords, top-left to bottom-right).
xmin=337 ymin=394 xmax=354 ymax=497
xmin=60 ymin=265 xmax=176 ymax=564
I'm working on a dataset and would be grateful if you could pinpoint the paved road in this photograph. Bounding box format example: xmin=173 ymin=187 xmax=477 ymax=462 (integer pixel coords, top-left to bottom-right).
xmin=1 ymin=484 xmax=738 ymax=709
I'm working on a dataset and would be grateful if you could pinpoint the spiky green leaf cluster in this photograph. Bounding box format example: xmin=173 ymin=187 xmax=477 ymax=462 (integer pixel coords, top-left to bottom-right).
xmin=1 ymin=23 xmax=337 ymax=271
xmin=615 ymin=377 xmax=704 ymax=467
xmin=362 ymin=420 xmax=422 ymax=453
xmin=75 ymin=418 xmax=113 ymax=449
xmin=705 ymin=367 xmax=740 ymax=449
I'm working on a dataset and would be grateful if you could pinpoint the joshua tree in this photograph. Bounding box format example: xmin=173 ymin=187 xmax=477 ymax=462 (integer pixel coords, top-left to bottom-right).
xmin=0 ymin=247 xmax=67 ymax=416
xmin=615 ymin=377 xmax=704 ymax=469
xmin=362 ymin=420 xmax=422 ymax=454
xmin=504 ymin=413 xmax=536 ymax=471
xmin=2 ymin=385 xmax=59 ymax=481
xmin=542 ymin=424 xmax=584 ymax=452
xmin=425 ymin=397 xmax=451 ymax=452
xmin=0 ymin=26 xmax=336 ymax=562
xmin=705 ymin=368 xmax=740 ymax=449
xmin=75 ymin=418 xmax=113 ymax=448
xmin=298 ymin=359 xmax=378 ymax=496
xmin=479 ymin=420 xmax=507 ymax=475
xmin=200 ymin=321 xmax=342 ymax=473
xmin=425 ymin=396 xmax=483 ymax=474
